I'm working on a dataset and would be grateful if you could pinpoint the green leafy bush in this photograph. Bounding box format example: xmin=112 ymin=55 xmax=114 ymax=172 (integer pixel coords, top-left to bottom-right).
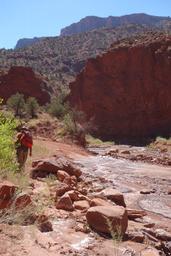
xmin=0 ymin=100 xmax=18 ymax=175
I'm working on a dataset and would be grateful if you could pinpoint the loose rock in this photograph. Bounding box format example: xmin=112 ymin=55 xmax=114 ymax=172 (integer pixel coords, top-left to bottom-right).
xmin=101 ymin=188 xmax=126 ymax=207
xmin=0 ymin=181 xmax=17 ymax=209
xmin=14 ymin=192 xmax=32 ymax=209
xmin=90 ymin=198 xmax=114 ymax=207
xmin=57 ymin=170 xmax=70 ymax=182
xmin=86 ymin=205 xmax=128 ymax=235
xmin=127 ymin=208 xmax=147 ymax=220
xmin=56 ymin=193 xmax=74 ymax=211
xmin=31 ymin=156 xmax=82 ymax=179
xmin=36 ymin=214 xmax=53 ymax=232
xmin=74 ymin=200 xmax=90 ymax=211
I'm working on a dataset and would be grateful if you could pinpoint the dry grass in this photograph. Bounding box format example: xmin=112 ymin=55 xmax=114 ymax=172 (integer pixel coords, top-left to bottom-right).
xmin=148 ymin=136 xmax=171 ymax=152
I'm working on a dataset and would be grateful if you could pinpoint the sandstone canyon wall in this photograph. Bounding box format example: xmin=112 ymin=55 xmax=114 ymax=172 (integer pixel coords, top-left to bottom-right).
xmin=0 ymin=67 xmax=50 ymax=105
xmin=69 ymin=33 xmax=171 ymax=143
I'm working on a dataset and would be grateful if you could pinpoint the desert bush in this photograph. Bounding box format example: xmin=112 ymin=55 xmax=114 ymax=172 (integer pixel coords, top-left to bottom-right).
xmin=62 ymin=112 xmax=77 ymax=136
xmin=48 ymin=86 xmax=70 ymax=119
xmin=48 ymin=97 xmax=69 ymax=119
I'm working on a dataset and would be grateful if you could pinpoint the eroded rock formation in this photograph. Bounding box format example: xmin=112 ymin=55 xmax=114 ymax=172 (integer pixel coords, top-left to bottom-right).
xmin=69 ymin=33 xmax=171 ymax=143
xmin=0 ymin=66 xmax=50 ymax=104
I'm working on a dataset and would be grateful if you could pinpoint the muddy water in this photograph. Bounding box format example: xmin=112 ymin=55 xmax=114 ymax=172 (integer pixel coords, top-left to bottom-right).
xmin=75 ymin=148 xmax=171 ymax=224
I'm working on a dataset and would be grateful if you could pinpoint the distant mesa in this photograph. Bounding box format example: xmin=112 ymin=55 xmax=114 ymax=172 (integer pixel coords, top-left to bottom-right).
xmin=60 ymin=13 xmax=171 ymax=36
xmin=0 ymin=66 xmax=50 ymax=104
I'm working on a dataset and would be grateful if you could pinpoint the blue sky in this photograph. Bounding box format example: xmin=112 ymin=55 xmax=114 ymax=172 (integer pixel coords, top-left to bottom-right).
xmin=1 ymin=0 xmax=171 ymax=49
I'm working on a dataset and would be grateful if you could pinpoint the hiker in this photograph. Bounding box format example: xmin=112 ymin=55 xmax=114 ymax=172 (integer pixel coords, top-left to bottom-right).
xmin=16 ymin=126 xmax=33 ymax=169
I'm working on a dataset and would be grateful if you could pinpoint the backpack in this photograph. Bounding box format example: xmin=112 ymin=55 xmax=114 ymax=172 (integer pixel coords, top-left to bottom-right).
xmin=20 ymin=131 xmax=33 ymax=148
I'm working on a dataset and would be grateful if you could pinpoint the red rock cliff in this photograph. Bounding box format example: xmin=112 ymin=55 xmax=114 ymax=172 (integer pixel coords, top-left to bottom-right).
xmin=0 ymin=67 xmax=50 ymax=104
xmin=69 ymin=33 xmax=171 ymax=143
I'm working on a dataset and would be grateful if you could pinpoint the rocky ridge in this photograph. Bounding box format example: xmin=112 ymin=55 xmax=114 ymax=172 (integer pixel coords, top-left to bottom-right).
xmin=60 ymin=13 xmax=171 ymax=36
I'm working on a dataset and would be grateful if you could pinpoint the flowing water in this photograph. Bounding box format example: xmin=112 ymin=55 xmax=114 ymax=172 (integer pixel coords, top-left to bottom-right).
xmin=75 ymin=148 xmax=171 ymax=222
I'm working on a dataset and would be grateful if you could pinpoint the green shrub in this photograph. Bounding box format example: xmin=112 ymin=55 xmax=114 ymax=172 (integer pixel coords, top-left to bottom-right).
xmin=7 ymin=93 xmax=25 ymax=117
xmin=0 ymin=101 xmax=18 ymax=175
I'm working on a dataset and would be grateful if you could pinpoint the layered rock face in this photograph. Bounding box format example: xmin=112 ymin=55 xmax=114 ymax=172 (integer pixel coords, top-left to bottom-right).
xmin=69 ymin=33 xmax=171 ymax=143
xmin=0 ymin=67 xmax=50 ymax=104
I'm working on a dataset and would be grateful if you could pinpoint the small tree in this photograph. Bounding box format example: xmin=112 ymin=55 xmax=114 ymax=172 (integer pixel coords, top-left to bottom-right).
xmin=26 ymin=97 xmax=39 ymax=118
xmin=7 ymin=93 xmax=25 ymax=117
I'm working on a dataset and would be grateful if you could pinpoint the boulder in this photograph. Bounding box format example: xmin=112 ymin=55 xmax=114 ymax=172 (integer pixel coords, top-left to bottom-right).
xmin=127 ymin=208 xmax=147 ymax=220
xmin=67 ymin=190 xmax=79 ymax=201
xmin=0 ymin=181 xmax=17 ymax=209
xmin=36 ymin=215 xmax=53 ymax=232
xmin=77 ymin=193 xmax=90 ymax=202
xmin=56 ymin=193 xmax=74 ymax=211
xmin=57 ymin=170 xmax=70 ymax=182
xmin=14 ymin=192 xmax=32 ymax=209
xmin=140 ymin=189 xmax=155 ymax=194
xmin=86 ymin=205 xmax=128 ymax=235
xmin=56 ymin=183 xmax=72 ymax=198
xmin=74 ymin=200 xmax=90 ymax=211
xmin=101 ymin=188 xmax=126 ymax=207
xmin=154 ymin=229 xmax=171 ymax=241
xmin=31 ymin=157 xmax=82 ymax=179
xmin=63 ymin=176 xmax=76 ymax=186
xmin=140 ymin=248 xmax=160 ymax=256
xmin=70 ymin=176 xmax=77 ymax=186
xmin=126 ymin=231 xmax=145 ymax=243
xmin=90 ymin=198 xmax=114 ymax=207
